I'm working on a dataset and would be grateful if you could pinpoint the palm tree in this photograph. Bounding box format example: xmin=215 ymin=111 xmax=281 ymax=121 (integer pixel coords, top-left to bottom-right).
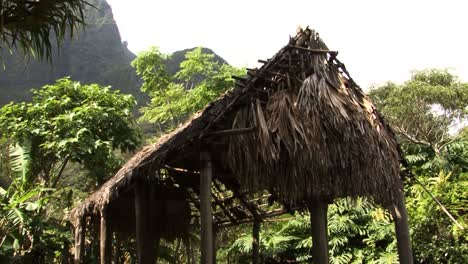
xmin=0 ymin=0 xmax=90 ymax=61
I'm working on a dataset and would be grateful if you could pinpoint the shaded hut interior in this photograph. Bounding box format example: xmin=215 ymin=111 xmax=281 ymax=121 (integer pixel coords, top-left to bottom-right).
xmin=71 ymin=27 xmax=413 ymax=264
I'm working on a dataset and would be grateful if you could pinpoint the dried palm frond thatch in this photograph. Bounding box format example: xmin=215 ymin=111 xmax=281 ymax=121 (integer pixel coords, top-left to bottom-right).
xmin=226 ymin=28 xmax=400 ymax=206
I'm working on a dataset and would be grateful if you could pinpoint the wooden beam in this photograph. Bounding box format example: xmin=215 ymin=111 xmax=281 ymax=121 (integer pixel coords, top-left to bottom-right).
xmin=100 ymin=208 xmax=112 ymax=264
xmin=205 ymin=127 xmax=255 ymax=137
xmin=200 ymin=151 xmax=214 ymax=264
xmin=236 ymin=193 xmax=262 ymax=220
xmin=389 ymin=185 xmax=414 ymax=264
xmin=134 ymin=180 xmax=154 ymax=264
xmin=252 ymin=220 xmax=260 ymax=264
xmin=74 ymin=216 xmax=86 ymax=264
xmin=216 ymin=208 xmax=288 ymax=228
xmin=232 ymin=75 xmax=247 ymax=83
xmin=211 ymin=181 xmax=238 ymax=224
xmin=308 ymin=200 xmax=329 ymax=264
xmin=288 ymin=44 xmax=338 ymax=55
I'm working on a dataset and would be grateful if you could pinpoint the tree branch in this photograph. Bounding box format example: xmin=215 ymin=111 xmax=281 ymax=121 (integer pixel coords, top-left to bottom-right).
xmin=394 ymin=126 xmax=432 ymax=147
xmin=51 ymin=156 xmax=70 ymax=188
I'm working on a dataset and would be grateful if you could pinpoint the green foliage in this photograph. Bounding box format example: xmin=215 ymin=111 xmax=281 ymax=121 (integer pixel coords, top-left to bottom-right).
xmin=221 ymin=198 xmax=399 ymax=263
xmin=0 ymin=78 xmax=141 ymax=261
xmin=369 ymin=69 xmax=468 ymax=155
xmin=0 ymin=77 xmax=142 ymax=185
xmin=131 ymin=46 xmax=171 ymax=94
xmin=0 ymin=145 xmax=56 ymax=261
xmin=132 ymin=46 xmax=245 ymax=131
xmin=405 ymin=168 xmax=468 ymax=263
xmin=0 ymin=0 xmax=90 ymax=62
xmin=370 ymin=69 xmax=468 ymax=263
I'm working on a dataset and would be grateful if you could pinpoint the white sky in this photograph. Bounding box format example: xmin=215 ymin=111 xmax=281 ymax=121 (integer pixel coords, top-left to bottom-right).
xmin=107 ymin=0 xmax=468 ymax=89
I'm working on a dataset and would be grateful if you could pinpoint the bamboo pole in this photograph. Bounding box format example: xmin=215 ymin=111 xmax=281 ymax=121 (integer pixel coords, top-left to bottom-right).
xmin=389 ymin=185 xmax=414 ymax=264
xmin=200 ymin=151 xmax=214 ymax=264
xmin=74 ymin=216 xmax=86 ymax=264
xmin=100 ymin=208 xmax=112 ymax=264
xmin=308 ymin=200 xmax=329 ymax=264
xmin=134 ymin=180 xmax=154 ymax=264
xmin=252 ymin=220 xmax=260 ymax=264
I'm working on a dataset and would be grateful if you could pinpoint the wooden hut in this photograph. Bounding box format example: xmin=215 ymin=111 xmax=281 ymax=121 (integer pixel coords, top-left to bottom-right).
xmin=71 ymin=27 xmax=413 ymax=263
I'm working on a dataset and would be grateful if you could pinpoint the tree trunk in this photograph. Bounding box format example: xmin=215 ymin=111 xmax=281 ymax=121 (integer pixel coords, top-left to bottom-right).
xmin=74 ymin=216 xmax=86 ymax=264
xmin=389 ymin=185 xmax=414 ymax=264
xmin=308 ymin=200 xmax=329 ymax=264
xmin=134 ymin=180 xmax=154 ymax=264
xmin=200 ymin=151 xmax=213 ymax=264
xmin=100 ymin=208 xmax=112 ymax=264
xmin=252 ymin=220 xmax=260 ymax=264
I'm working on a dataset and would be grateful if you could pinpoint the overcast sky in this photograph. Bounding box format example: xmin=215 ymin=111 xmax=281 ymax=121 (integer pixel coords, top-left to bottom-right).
xmin=107 ymin=0 xmax=468 ymax=89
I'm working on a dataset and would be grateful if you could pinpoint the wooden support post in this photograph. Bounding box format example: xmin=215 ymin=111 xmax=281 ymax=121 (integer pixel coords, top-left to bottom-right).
xmin=200 ymin=151 xmax=214 ymax=264
xmin=252 ymin=220 xmax=261 ymax=264
xmin=100 ymin=208 xmax=112 ymax=264
xmin=134 ymin=180 xmax=154 ymax=264
xmin=149 ymin=183 xmax=157 ymax=263
xmin=308 ymin=200 xmax=329 ymax=264
xmin=213 ymin=226 xmax=218 ymax=264
xmin=154 ymin=236 xmax=161 ymax=263
xmin=74 ymin=216 xmax=86 ymax=264
xmin=389 ymin=185 xmax=414 ymax=264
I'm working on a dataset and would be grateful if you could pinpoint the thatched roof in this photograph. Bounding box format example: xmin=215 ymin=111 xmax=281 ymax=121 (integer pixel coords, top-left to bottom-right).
xmin=71 ymin=27 xmax=402 ymax=232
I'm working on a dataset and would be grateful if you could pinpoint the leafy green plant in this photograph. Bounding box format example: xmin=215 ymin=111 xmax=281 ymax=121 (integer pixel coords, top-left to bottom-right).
xmin=0 ymin=77 xmax=142 ymax=186
xmin=0 ymin=145 xmax=53 ymax=259
xmin=132 ymin=46 xmax=245 ymax=133
xmin=0 ymin=78 xmax=142 ymax=262
xmin=221 ymin=198 xmax=398 ymax=263
xmin=370 ymin=69 xmax=468 ymax=263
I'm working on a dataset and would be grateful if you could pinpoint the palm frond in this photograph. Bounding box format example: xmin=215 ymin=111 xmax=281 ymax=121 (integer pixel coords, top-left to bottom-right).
xmin=8 ymin=144 xmax=31 ymax=189
xmin=0 ymin=0 xmax=91 ymax=61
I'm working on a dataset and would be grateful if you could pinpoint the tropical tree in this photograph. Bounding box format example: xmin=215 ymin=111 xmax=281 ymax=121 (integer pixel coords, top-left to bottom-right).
xmin=370 ymin=69 xmax=468 ymax=263
xmin=0 ymin=78 xmax=142 ymax=261
xmin=0 ymin=0 xmax=90 ymax=61
xmin=0 ymin=77 xmax=142 ymax=187
xmin=132 ymin=46 xmax=245 ymax=133
xmin=369 ymin=69 xmax=468 ymax=156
